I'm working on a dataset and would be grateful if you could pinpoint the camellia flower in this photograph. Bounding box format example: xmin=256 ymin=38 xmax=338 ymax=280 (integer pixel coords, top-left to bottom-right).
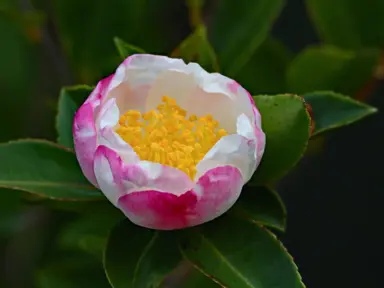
xmin=73 ymin=54 xmax=265 ymax=230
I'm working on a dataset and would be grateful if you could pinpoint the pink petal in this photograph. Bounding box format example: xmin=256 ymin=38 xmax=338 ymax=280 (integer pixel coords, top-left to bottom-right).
xmin=196 ymin=134 xmax=257 ymax=183
xmin=118 ymin=165 xmax=243 ymax=230
xmin=73 ymin=75 xmax=114 ymax=186
xmin=73 ymin=102 xmax=98 ymax=186
xmin=86 ymin=74 xmax=114 ymax=105
xmin=227 ymin=80 xmax=266 ymax=163
xmin=93 ymin=145 xmax=194 ymax=205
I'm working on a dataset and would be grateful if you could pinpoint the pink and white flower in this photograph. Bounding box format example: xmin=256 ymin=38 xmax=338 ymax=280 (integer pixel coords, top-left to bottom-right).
xmin=73 ymin=54 xmax=265 ymax=230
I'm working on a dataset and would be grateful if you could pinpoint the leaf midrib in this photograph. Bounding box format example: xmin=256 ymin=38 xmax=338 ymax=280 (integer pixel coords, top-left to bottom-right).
xmin=0 ymin=180 xmax=97 ymax=190
xmin=132 ymin=231 xmax=159 ymax=287
xmin=198 ymin=234 xmax=256 ymax=288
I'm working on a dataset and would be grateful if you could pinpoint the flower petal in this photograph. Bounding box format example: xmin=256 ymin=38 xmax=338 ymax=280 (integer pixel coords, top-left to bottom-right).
xmin=98 ymin=127 xmax=139 ymax=164
xmin=186 ymin=65 xmax=256 ymax=126
xmin=105 ymin=82 xmax=149 ymax=114
xmin=94 ymin=97 xmax=140 ymax=164
xmin=118 ymin=165 xmax=243 ymax=230
xmin=229 ymin=82 xmax=266 ymax=160
xmin=145 ymin=69 xmax=240 ymax=133
xmin=93 ymin=145 xmax=194 ymax=205
xmin=109 ymin=54 xmax=186 ymax=92
xmin=85 ymin=74 xmax=114 ymax=105
xmin=196 ymin=134 xmax=257 ymax=182
xmin=73 ymin=102 xmax=98 ymax=186
xmin=73 ymin=75 xmax=114 ymax=186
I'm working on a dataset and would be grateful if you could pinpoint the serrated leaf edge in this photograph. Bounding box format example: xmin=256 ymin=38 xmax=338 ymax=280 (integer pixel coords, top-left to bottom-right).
xmin=305 ymin=90 xmax=378 ymax=137
xmin=253 ymin=94 xmax=312 ymax=184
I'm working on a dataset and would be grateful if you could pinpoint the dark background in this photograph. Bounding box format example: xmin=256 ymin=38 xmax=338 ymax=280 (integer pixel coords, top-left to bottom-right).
xmin=275 ymin=1 xmax=383 ymax=287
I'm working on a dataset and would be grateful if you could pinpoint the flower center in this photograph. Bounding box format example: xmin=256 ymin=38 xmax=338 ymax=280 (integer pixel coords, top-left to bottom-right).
xmin=115 ymin=96 xmax=228 ymax=179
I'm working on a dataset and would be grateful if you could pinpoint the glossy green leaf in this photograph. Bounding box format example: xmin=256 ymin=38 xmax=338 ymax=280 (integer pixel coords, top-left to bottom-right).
xmin=0 ymin=140 xmax=102 ymax=200
xmin=251 ymin=94 xmax=311 ymax=184
xmin=231 ymin=185 xmax=286 ymax=231
xmin=304 ymin=91 xmax=377 ymax=136
xmin=50 ymin=0 xmax=188 ymax=83
xmin=114 ymin=37 xmax=145 ymax=59
xmin=104 ymin=220 xmax=182 ymax=288
xmin=178 ymin=265 xmax=222 ymax=288
xmin=179 ymin=215 xmax=304 ymax=288
xmin=209 ymin=0 xmax=284 ymax=76
xmin=306 ymin=0 xmax=384 ymax=49
xmin=172 ymin=25 xmax=219 ymax=72
xmin=56 ymin=85 xmax=93 ymax=149
xmin=236 ymin=37 xmax=292 ymax=95
xmin=59 ymin=206 xmax=123 ymax=258
xmin=159 ymin=261 xmax=221 ymax=288
xmin=287 ymin=45 xmax=380 ymax=95
xmin=37 ymin=253 xmax=109 ymax=288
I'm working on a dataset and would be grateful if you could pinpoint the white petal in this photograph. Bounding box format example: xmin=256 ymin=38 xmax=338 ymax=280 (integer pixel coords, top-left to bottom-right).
xmin=95 ymin=98 xmax=140 ymax=164
xmin=145 ymin=69 xmax=240 ymax=133
xmin=105 ymin=82 xmax=149 ymax=114
xmin=97 ymin=98 xmax=120 ymax=130
xmin=94 ymin=153 xmax=120 ymax=206
xmin=237 ymin=113 xmax=256 ymax=140
xmin=109 ymin=54 xmax=186 ymax=92
xmin=98 ymin=127 xmax=140 ymax=164
xmin=184 ymin=62 xmax=255 ymax=123
xmin=195 ymin=134 xmax=257 ymax=183
xmin=133 ymin=161 xmax=194 ymax=195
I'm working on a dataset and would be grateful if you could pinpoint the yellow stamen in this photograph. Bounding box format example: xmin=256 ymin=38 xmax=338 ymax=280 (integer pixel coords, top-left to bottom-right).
xmin=115 ymin=96 xmax=228 ymax=179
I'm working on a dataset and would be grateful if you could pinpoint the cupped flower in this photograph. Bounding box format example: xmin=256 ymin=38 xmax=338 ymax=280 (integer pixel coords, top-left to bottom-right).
xmin=73 ymin=54 xmax=265 ymax=230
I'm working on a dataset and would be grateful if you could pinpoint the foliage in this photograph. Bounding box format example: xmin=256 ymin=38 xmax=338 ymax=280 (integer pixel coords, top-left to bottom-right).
xmin=0 ymin=0 xmax=380 ymax=287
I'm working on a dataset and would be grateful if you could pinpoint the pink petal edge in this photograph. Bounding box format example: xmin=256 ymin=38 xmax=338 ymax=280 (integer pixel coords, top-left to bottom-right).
xmin=118 ymin=165 xmax=244 ymax=230
xmin=227 ymin=80 xmax=266 ymax=162
xmin=73 ymin=75 xmax=114 ymax=186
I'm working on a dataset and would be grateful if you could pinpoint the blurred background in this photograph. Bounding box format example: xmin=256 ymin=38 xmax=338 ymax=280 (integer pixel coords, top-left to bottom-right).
xmin=1 ymin=0 xmax=383 ymax=287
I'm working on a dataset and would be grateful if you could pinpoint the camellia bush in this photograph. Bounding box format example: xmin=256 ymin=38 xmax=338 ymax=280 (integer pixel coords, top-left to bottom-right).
xmin=1 ymin=0 xmax=382 ymax=287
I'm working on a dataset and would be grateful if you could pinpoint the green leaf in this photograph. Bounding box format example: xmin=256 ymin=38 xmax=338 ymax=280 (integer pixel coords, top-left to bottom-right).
xmin=104 ymin=220 xmax=182 ymax=288
xmin=50 ymin=0 xmax=188 ymax=83
xmin=178 ymin=265 xmax=222 ymax=288
xmin=304 ymin=91 xmax=377 ymax=136
xmin=251 ymin=94 xmax=311 ymax=184
xmin=236 ymin=37 xmax=292 ymax=95
xmin=287 ymin=45 xmax=380 ymax=95
xmin=56 ymin=85 xmax=93 ymax=149
xmin=179 ymin=215 xmax=304 ymax=288
xmin=231 ymin=185 xmax=286 ymax=231
xmin=0 ymin=140 xmax=102 ymax=201
xmin=159 ymin=260 xmax=221 ymax=288
xmin=306 ymin=0 xmax=384 ymax=49
xmin=37 ymin=253 xmax=109 ymax=288
xmin=59 ymin=206 xmax=123 ymax=259
xmin=172 ymin=24 xmax=219 ymax=72
xmin=114 ymin=37 xmax=145 ymax=59
xmin=209 ymin=0 xmax=284 ymax=76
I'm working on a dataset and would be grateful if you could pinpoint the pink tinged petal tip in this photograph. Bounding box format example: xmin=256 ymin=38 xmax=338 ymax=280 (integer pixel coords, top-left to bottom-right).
xmin=86 ymin=74 xmax=114 ymax=104
xmin=73 ymin=102 xmax=98 ymax=186
xmin=228 ymin=80 xmax=265 ymax=164
xmin=93 ymin=145 xmax=194 ymax=206
xmin=73 ymin=74 xmax=115 ymax=187
xmin=118 ymin=165 xmax=244 ymax=230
